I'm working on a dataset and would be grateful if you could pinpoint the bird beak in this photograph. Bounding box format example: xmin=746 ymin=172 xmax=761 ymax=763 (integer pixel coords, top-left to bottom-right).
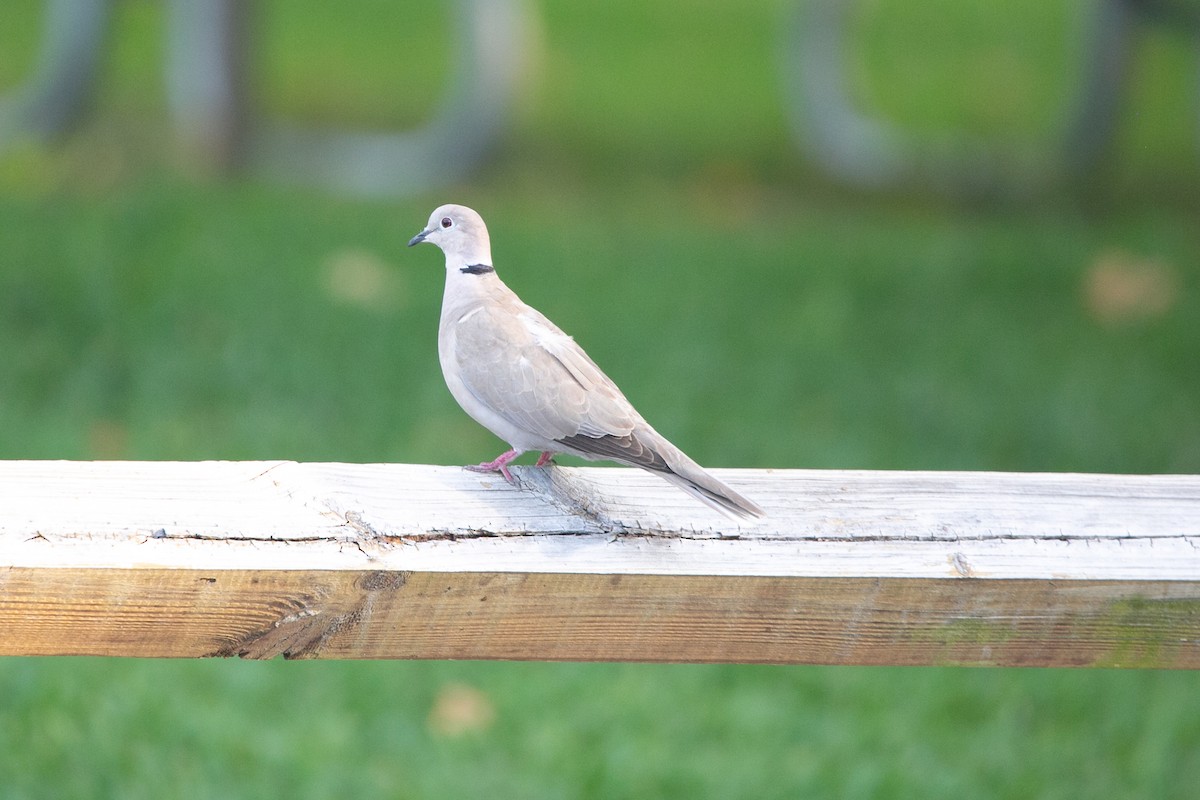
xmin=407 ymin=228 xmax=429 ymax=247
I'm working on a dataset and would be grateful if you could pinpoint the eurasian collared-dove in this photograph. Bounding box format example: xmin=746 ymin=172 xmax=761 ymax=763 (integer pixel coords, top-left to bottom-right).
xmin=408 ymin=204 xmax=764 ymax=519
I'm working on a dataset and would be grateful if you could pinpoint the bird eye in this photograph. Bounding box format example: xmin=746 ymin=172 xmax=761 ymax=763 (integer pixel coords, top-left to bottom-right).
xmin=440 ymin=217 xmax=453 ymax=228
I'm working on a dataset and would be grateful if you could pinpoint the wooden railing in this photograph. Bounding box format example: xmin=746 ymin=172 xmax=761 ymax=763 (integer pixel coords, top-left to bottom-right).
xmin=2 ymin=461 xmax=1197 ymax=667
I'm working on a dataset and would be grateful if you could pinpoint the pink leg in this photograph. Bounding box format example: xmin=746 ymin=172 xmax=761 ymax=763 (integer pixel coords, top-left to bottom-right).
xmin=535 ymin=451 xmax=556 ymax=467
xmin=465 ymin=449 xmax=521 ymax=484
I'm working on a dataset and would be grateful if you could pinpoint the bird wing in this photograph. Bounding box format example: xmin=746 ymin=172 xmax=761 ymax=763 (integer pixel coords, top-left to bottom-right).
xmin=451 ymin=299 xmax=642 ymax=445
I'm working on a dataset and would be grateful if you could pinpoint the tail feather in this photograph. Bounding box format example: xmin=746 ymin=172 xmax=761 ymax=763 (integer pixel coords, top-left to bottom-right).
xmin=659 ymin=465 xmax=765 ymax=521
xmin=555 ymin=428 xmax=765 ymax=520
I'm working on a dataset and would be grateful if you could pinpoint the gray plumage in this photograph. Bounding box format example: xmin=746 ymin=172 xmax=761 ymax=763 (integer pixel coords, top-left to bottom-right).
xmin=408 ymin=204 xmax=764 ymax=520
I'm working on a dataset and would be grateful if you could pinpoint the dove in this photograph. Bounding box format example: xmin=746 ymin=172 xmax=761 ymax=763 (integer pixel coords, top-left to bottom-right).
xmin=408 ymin=204 xmax=764 ymax=520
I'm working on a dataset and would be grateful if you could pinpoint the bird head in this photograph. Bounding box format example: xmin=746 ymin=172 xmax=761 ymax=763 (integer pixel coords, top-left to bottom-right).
xmin=408 ymin=204 xmax=493 ymax=268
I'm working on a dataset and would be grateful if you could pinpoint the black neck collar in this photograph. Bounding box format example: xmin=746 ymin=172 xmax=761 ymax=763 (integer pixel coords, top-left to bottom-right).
xmin=460 ymin=263 xmax=495 ymax=275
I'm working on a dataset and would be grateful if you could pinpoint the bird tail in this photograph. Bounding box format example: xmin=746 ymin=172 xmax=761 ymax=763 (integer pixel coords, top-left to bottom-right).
xmin=658 ymin=456 xmax=765 ymax=521
xmin=556 ymin=428 xmax=765 ymax=520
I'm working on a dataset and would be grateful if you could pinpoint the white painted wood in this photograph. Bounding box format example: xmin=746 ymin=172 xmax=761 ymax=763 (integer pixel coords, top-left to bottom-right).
xmin=1 ymin=460 xmax=1197 ymax=580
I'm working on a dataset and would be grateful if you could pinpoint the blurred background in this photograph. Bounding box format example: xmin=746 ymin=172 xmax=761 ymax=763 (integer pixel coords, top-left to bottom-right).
xmin=1 ymin=0 xmax=1198 ymax=796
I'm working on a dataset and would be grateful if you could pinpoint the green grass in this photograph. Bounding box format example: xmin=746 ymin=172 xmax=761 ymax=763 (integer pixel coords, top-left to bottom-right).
xmin=2 ymin=0 xmax=1199 ymax=797
xmin=1 ymin=660 xmax=1198 ymax=799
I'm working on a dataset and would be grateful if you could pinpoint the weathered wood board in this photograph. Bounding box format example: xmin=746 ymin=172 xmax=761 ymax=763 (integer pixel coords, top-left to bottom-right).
xmin=2 ymin=461 xmax=1197 ymax=667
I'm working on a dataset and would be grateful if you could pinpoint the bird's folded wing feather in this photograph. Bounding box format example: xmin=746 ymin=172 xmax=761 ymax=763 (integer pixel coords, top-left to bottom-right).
xmin=453 ymin=302 xmax=640 ymax=442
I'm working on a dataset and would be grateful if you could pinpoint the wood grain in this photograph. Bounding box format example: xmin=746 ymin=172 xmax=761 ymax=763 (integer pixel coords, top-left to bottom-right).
xmin=1 ymin=461 xmax=1198 ymax=666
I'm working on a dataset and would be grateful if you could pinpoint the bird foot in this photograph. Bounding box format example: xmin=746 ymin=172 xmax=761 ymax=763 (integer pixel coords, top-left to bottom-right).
xmin=465 ymin=449 xmax=521 ymax=484
xmin=534 ymin=451 xmax=557 ymax=468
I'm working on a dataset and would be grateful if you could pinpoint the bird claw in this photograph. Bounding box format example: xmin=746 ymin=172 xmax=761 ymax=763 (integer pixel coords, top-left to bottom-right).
xmin=465 ymin=450 xmax=520 ymax=484
xmin=466 ymin=462 xmax=517 ymax=484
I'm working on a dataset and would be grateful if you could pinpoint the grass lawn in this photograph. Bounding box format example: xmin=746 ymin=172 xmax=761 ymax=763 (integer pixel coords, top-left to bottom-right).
xmin=1 ymin=0 xmax=1198 ymax=797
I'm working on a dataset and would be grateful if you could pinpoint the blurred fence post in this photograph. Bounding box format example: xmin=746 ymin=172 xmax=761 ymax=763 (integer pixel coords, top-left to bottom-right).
xmin=778 ymin=0 xmax=1196 ymax=197
xmin=244 ymin=0 xmax=532 ymax=196
xmin=0 ymin=0 xmax=532 ymax=196
xmin=0 ymin=0 xmax=110 ymax=145
xmin=165 ymin=0 xmax=250 ymax=172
